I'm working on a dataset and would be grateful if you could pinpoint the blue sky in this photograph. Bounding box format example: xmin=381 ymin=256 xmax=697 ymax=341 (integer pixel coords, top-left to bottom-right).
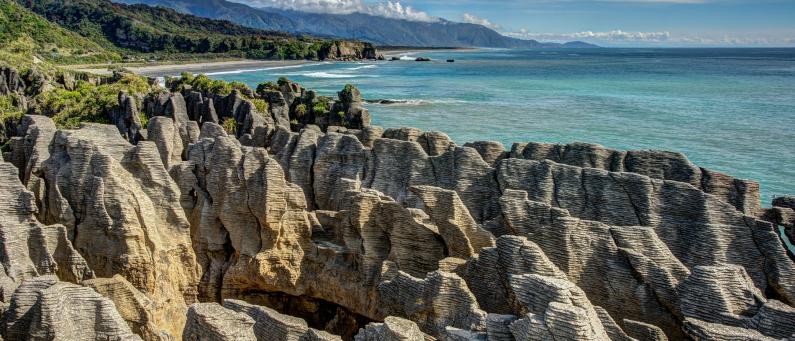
xmin=239 ymin=0 xmax=795 ymax=46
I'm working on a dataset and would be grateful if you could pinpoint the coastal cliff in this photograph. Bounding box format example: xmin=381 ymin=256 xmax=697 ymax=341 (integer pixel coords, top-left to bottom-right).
xmin=0 ymin=70 xmax=793 ymax=340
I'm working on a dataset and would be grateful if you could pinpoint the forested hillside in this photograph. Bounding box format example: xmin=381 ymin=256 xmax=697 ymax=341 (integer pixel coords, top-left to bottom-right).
xmin=11 ymin=0 xmax=379 ymax=61
xmin=0 ymin=0 xmax=119 ymax=65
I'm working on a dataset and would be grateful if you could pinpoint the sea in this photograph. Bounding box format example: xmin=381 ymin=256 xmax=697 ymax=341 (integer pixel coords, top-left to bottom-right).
xmin=209 ymin=48 xmax=795 ymax=208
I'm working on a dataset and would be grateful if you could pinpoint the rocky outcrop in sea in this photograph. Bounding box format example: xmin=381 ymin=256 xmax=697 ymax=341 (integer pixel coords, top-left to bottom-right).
xmin=0 ymin=73 xmax=793 ymax=340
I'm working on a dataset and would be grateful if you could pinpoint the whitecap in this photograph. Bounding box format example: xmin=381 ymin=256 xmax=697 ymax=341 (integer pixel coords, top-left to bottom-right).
xmin=345 ymin=64 xmax=378 ymax=71
xmin=301 ymin=72 xmax=359 ymax=79
xmin=366 ymin=98 xmax=469 ymax=106
xmin=203 ymin=63 xmax=320 ymax=76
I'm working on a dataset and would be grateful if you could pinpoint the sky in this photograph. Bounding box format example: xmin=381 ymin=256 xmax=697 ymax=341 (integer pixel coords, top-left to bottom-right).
xmin=235 ymin=0 xmax=795 ymax=47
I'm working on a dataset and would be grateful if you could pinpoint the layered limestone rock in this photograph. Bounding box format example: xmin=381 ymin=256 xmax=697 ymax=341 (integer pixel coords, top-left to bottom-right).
xmin=84 ymin=275 xmax=163 ymax=340
xmin=354 ymin=316 xmax=428 ymax=341
xmin=2 ymin=79 xmax=794 ymax=341
xmin=2 ymin=276 xmax=141 ymax=340
xmin=511 ymin=141 xmax=761 ymax=214
xmin=0 ymin=160 xmax=93 ymax=300
xmin=5 ymin=116 xmax=200 ymax=339
xmin=110 ymin=91 xmax=144 ymax=144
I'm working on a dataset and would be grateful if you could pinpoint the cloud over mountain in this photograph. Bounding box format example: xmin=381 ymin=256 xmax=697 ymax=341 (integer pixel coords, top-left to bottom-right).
xmin=504 ymin=29 xmax=671 ymax=42
xmin=462 ymin=13 xmax=501 ymax=30
xmin=233 ymin=0 xmax=437 ymax=22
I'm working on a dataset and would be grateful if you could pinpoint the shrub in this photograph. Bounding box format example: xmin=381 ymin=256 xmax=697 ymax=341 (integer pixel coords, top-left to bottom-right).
xmin=229 ymin=81 xmax=251 ymax=94
xmin=138 ymin=111 xmax=149 ymax=129
xmin=277 ymin=77 xmax=290 ymax=86
xmin=221 ymin=117 xmax=237 ymax=135
xmin=256 ymin=81 xmax=277 ymax=93
xmin=207 ymin=79 xmax=231 ymax=95
xmin=312 ymin=101 xmax=327 ymax=114
xmin=43 ymin=74 xmax=153 ymax=129
xmin=250 ymin=98 xmax=269 ymax=115
xmin=295 ymin=104 xmax=307 ymax=117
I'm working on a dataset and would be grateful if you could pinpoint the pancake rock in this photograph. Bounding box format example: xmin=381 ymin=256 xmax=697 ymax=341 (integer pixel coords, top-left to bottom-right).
xmin=1 ymin=75 xmax=794 ymax=341
xmin=4 ymin=116 xmax=200 ymax=339
xmin=511 ymin=141 xmax=761 ymax=214
xmin=2 ymin=276 xmax=141 ymax=340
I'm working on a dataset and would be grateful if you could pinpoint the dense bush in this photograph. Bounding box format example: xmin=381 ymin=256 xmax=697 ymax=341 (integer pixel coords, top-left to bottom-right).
xmin=37 ymin=73 xmax=153 ymax=128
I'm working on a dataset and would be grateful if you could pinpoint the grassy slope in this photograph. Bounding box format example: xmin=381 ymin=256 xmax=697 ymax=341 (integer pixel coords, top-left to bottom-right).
xmin=0 ymin=0 xmax=120 ymax=66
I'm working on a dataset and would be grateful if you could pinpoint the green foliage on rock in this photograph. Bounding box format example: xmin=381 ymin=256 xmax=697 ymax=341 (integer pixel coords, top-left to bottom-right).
xmin=138 ymin=111 xmax=149 ymax=129
xmin=0 ymin=94 xmax=24 ymax=137
xmin=295 ymin=104 xmax=307 ymax=118
xmin=250 ymin=98 xmax=269 ymax=114
xmin=312 ymin=102 xmax=327 ymax=114
xmin=38 ymin=73 xmax=152 ymax=128
xmin=221 ymin=117 xmax=237 ymax=135
xmin=256 ymin=81 xmax=278 ymax=93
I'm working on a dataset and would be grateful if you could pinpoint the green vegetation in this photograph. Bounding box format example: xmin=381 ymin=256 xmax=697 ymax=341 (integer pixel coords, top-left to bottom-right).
xmin=295 ymin=104 xmax=307 ymax=118
xmin=337 ymin=111 xmax=346 ymax=121
xmin=312 ymin=102 xmax=328 ymax=114
xmin=138 ymin=111 xmax=149 ymax=129
xmin=278 ymin=77 xmax=290 ymax=86
xmin=229 ymin=81 xmax=250 ymax=93
xmin=38 ymin=73 xmax=153 ymax=128
xmin=221 ymin=117 xmax=237 ymax=135
xmin=256 ymin=81 xmax=278 ymax=93
xmin=0 ymin=93 xmax=24 ymax=132
xmin=250 ymin=98 xmax=269 ymax=114
xmin=0 ymin=0 xmax=119 ymax=66
xmin=16 ymin=0 xmax=364 ymax=62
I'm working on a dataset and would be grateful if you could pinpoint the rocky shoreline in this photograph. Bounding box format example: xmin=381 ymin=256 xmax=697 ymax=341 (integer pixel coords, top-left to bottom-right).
xmin=0 ymin=68 xmax=794 ymax=340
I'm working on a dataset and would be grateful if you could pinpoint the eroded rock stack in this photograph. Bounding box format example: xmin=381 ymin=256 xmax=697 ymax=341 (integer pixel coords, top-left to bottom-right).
xmin=0 ymin=77 xmax=793 ymax=341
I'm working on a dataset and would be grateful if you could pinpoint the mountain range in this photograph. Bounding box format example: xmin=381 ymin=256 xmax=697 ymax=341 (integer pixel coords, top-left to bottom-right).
xmin=6 ymin=0 xmax=378 ymax=65
xmin=119 ymin=0 xmax=597 ymax=48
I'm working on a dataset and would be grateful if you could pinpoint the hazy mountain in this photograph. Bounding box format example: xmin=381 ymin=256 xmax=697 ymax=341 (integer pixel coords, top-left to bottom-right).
xmin=119 ymin=0 xmax=597 ymax=48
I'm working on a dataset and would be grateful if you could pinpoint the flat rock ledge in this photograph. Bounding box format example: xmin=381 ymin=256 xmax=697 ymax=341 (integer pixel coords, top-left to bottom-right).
xmin=0 ymin=89 xmax=793 ymax=341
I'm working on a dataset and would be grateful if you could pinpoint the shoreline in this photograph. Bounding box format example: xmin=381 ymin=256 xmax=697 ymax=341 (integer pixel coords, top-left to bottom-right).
xmin=69 ymin=59 xmax=314 ymax=78
xmin=67 ymin=47 xmax=481 ymax=77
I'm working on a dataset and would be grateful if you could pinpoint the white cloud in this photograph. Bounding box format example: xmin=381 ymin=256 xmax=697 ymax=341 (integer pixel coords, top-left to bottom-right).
xmin=367 ymin=1 xmax=437 ymax=22
xmin=462 ymin=13 xmax=501 ymax=30
xmin=504 ymin=29 xmax=671 ymax=42
xmin=235 ymin=0 xmax=438 ymax=22
xmin=504 ymin=28 xmax=795 ymax=46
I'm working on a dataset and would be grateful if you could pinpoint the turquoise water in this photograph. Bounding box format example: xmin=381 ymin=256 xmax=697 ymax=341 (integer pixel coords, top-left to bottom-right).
xmin=212 ymin=48 xmax=795 ymax=205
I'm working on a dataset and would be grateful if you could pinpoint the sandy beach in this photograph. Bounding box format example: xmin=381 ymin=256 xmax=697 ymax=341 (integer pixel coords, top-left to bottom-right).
xmin=70 ymin=59 xmax=313 ymax=78
xmin=68 ymin=49 xmax=480 ymax=77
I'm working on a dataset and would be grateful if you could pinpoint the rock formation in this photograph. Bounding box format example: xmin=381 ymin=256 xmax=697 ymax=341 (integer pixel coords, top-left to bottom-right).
xmin=1 ymin=77 xmax=793 ymax=341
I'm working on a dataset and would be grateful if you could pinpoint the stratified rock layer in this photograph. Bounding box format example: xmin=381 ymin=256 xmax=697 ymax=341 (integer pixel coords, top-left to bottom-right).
xmin=1 ymin=78 xmax=793 ymax=341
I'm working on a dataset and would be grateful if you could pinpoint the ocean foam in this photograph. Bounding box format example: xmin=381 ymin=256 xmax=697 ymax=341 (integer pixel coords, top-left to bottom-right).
xmin=203 ymin=63 xmax=321 ymax=76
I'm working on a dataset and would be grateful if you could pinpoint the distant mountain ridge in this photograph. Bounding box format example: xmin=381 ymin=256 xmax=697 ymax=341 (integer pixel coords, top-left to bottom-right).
xmin=119 ymin=0 xmax=597 ymax=48
xmin=14 ymin=0 xmax=380 ymax=62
